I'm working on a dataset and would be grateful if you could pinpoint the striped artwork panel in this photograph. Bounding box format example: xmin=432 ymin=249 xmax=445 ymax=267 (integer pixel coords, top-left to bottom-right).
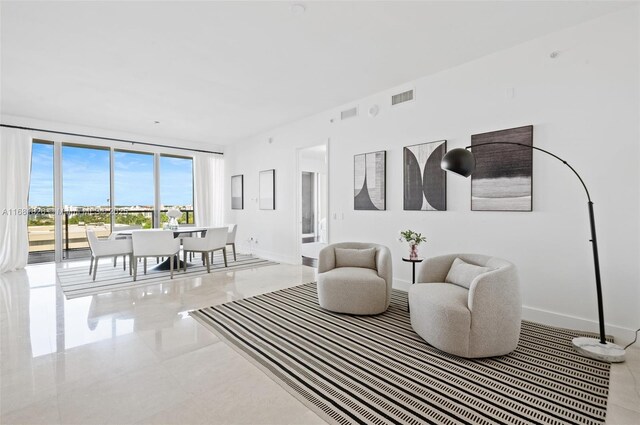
xmin=57 ymin=253 xmax=277 ymax=299
xmin=191 ymin=283 xmax=611 ymax=425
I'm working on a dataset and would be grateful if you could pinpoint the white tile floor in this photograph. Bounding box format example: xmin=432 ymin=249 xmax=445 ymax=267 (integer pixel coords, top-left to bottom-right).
xmin=0 ymin=259 xmax=638 ymax=424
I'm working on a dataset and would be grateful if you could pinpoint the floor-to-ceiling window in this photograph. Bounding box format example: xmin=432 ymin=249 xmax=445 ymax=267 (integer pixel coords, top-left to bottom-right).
xmin=159 ymin=155 xmax=194 ymax=225
xmin=114 ymin=150 xmax=155 ymax=229
xmin=27 ymin=140 xmax=55 ymax=264
xmin=62 ymin=144 xmax=111 ymax=259
xmin=26 ymin=140 xmax=199 ymax=262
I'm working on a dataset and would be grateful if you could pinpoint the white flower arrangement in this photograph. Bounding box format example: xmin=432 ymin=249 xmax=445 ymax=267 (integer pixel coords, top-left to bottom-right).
xmin=399 ymin=230 xmax=427 ymax=246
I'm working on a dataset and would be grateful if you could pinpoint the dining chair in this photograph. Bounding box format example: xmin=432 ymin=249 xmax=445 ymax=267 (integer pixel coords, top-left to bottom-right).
xmin=182 ymin=227 xmax=228 ymax=273
xmin=86 ymin=229 xmax=133 ymax=281
xmin=226 ymin=224 xmax=238 ymax=262
xmin=109 ymin=225 xmax=142 ymax=267
xmin=110 ymin=225 xmax=142 ymax=240
xmin=176 ymin=223 xmax=197 ymax=261
xmin=131 ymin=231 xmax=181 ymax=281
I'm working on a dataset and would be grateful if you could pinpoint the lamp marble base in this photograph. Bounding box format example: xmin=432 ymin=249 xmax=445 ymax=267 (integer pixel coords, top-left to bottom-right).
xmin=572 ymin=337 xmax=626 ymax=363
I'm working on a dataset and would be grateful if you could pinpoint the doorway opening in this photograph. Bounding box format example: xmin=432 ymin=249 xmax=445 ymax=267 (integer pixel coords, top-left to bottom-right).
xmin=298 ymin=144 xmax=328 ymax=267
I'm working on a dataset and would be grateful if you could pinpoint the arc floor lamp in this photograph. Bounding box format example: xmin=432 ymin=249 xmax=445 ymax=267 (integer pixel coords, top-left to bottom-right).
xmin=441 ymin=143 xmax=626 ymax=363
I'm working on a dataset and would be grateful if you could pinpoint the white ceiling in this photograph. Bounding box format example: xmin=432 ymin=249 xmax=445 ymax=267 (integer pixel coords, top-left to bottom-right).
xmin=0 ymin=1 xmax=629 ymax=146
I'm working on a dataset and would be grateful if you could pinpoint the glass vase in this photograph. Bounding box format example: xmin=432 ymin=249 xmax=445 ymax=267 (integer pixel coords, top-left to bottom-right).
xmin=409 ymin=244 xmax=418 ymax=260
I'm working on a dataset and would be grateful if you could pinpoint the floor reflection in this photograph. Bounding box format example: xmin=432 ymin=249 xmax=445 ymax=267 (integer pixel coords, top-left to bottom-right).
xmin=0 ymin=260 xmax=318 ymax=424
xmin=1 ymin=261 xmax=313 ymax=361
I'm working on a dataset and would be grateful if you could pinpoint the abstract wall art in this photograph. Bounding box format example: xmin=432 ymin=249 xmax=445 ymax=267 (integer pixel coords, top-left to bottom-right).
xmin=259 ymin=169 xmax=275 ymax=210
xmin=354 ymin=151 xmax=386 ymax=210
xmin=471 ymin=125 xmax=533 ymax=211
xmin=403 ymin=140 xmax=447 ymax=211
xmin=231 ymin=174 xmax=243 ymax=210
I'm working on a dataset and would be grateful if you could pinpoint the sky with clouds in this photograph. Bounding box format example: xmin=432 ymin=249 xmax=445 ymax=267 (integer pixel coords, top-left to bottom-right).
xmin=29 ymin=143 xmax=193 ymax=207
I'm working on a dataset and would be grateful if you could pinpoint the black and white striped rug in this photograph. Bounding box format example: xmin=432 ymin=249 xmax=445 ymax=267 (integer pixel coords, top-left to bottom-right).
xmin=58 ymin=253 xmax=277 ymax=299
xmin=191 ymin=282 xmax=611 ymax=425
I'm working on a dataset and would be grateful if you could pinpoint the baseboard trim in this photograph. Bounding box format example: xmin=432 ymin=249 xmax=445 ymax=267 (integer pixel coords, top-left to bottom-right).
xmin=392 ymin=279 xmax=637 ymax=344
xmin=238 ymin=245 xmax=298 ymax=265
xmin=392 ymin=279 xmax=411 ymax=292
xmin=521 ymin=305 xmax=637 ymax=344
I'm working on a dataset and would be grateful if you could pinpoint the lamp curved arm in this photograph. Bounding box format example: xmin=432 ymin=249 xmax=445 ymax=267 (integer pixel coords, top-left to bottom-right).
xmin=467 ymin=142 xmax=592 ymax=202
xmin=463 ymin=141 xmax=608 ymax=346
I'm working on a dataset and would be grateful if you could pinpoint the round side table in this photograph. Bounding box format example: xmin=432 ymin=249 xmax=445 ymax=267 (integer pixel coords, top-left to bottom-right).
xmin=402 ymin=257 xmax=424 ymax=312
xmin=402 ymin=257 xmax=424 ymax=284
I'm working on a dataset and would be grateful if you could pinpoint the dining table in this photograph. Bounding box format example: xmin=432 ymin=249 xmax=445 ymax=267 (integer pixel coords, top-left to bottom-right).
xmin=112 ymin=227 xmax=209 ymax=270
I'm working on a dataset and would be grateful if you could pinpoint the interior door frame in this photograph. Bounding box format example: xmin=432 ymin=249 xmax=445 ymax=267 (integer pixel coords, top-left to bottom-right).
xmin=295 ymin=139 xmax=330 ymax=264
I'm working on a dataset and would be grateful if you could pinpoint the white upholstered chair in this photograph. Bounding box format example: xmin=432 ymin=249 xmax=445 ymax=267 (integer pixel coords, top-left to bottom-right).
xmin=175 ymin=223 xmax=197 ymax=261
xmin=109 ymin=225 xmax=142 ymax=266
xmin=87 ymin=229 xmax=133 ymax=281
xmin=182 ymin=227 xmax=228 ymax=272
xmin=226 ymin=224 xmax=238 ymax=261
xmin=109 ymin=225 xmax=142 ymax=239
xmin=131 ymin=231 xmax=181 ymax=280
xmin=409 ymin=254 xmax=522 ymax=358
xmin=317 ymin=242 xmax=392 ymax=315
xmin=176 ymin=223 xmax=196 ymax=240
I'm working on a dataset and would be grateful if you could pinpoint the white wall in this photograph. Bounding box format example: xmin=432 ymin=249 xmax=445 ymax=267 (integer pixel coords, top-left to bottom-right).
xmin=299 ymin=157 xmax=326 ymax=175
xmin=225 ymin=8 xmax=640 ymax=341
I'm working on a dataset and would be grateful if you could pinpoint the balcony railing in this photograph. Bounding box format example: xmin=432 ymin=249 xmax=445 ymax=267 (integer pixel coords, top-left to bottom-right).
xmin=27 ymin=208 xmax=194 ymax=261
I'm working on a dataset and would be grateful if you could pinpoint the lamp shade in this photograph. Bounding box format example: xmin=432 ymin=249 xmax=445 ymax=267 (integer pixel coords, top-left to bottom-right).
xmin=441 ymin=148 xmax=476 ymax=177
xmin=167 ymin=208 xmax=183 ymax=219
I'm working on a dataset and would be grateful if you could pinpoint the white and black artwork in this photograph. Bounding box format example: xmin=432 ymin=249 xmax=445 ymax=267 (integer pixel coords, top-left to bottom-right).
xmin=354 ymin=151 xmax=386 ymax=210
xmin=231 ymin=175 xmax=243 ymax=210
xmin=471 ymin=125 xmax=533 ymax=211
xmin=259 ymin=169 xmax=275 ymax=210
xmin=403 ymin=140 xmax=447 ymax=211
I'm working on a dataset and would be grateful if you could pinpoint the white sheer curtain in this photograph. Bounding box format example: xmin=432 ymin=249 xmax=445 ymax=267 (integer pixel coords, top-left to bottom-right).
xmin=0 ymin=128 xmax=33 ymax=273
xmin=194 ymin=153 xmax=224 ymax=227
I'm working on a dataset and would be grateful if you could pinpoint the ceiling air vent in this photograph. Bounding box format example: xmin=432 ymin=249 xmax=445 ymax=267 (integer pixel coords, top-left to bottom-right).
xmin=391 ymin=89 xmax=414 ymax=106
xmin=340 ymin=107 xmax=358 ymax=121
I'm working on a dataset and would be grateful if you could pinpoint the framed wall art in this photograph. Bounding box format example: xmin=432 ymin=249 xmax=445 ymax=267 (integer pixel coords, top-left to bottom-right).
xmin=354 ymin=150 xmax=386 ymax=211
xmin=231 ymin=174 xmax=243 ymax=210
xmin=259 ymin=169 xmax=276 ymax=210
xmin=403 ymin=140 xmax=447 ymax=211
xmin=471 ymin=125 xmax=533 ymax=211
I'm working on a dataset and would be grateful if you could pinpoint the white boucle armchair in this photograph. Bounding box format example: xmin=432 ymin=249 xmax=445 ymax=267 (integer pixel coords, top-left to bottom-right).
xmin=317 ymin=242 xmax=393 ymax=315
xmin=409 ymin=254 xmax=522 ymax=358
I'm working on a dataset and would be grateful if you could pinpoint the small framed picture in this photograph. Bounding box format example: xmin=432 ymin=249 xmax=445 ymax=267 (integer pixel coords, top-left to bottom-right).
xmin=259 ymin=169 xmax=275 ymax=210
xmin=231 ymin=175 xmax=243 ymax=210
